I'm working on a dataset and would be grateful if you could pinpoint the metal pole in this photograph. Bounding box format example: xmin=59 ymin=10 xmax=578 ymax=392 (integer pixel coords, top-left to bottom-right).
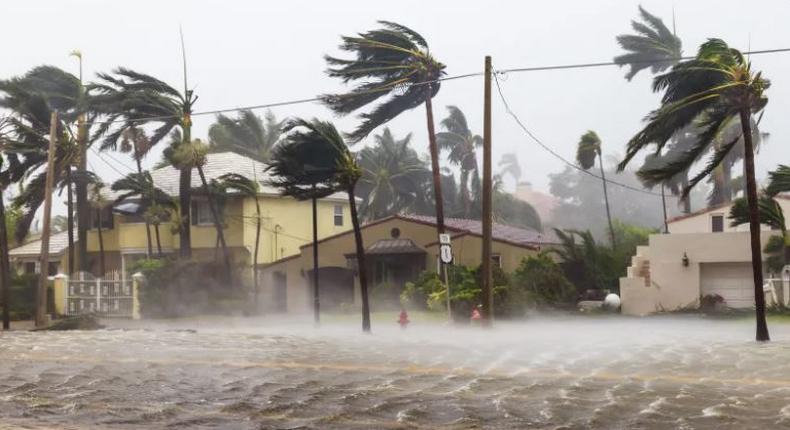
xmin=312 ymin=193 xmax=320 ymax=325
xmin=443 ymin=262 xmax=451 ymax=323
xmin=481 ymin=56 xmax=493 ymax=326
xmin=36 ymin=111 xmax=58 ymax=327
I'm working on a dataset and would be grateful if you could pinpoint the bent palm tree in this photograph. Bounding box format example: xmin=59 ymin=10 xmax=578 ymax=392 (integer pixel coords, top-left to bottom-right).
xmin=219 ymin=173 xmax=262 ymax=306
xmin=91 ymin=68 xmax=197 ymax=258
xmin=577 ymin=131 xmax=615 ymax=249
xmin=209 ymin=110 xmax=283 ymax=162
xmin=730 ymin=194 xmax=788 ymax=272
xmin=618 ymin=39 xmax=771 ymax=341
xmin=322 ymin=21 xmax=447 ymax=239
xmin=436 ymin=106 xmax=482 ymax=217
xmin=499 ymin=153 xmax=522 ymax=185
xmin=356 ymin=128 xmax=429 ymax=220
xmin=89 ymin=181 xmax=110 ymax=276
xmin=268 ymin=118 xmax=371 ymax=333
xmin=111 ymin=171 xmax=175 ymax=256
xmin=614 ymin=6 xmax=682 ymax=81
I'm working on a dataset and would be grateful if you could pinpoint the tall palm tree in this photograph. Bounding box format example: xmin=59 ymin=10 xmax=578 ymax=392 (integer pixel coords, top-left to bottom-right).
xmin=436 ymin=106 xmax=482 ymax=217
xmin=499 ymin=153 xmax=522 ymax=185
xmin=219 ymin=173 xmax=262 ymax=306
xmin=172 ymin=139 xmax=232 ymax=284
xmin=322 ymin=21 xmax=447 ymax=239
xmin=618 ymin=39 xmax=771 ymax=341
xmin=91 ymin=68 xmax=196 ymax=258
xmin=356 ymin=128 xmax=429 ymax=220
xmin=615 ymin=6 xmax=694 ymax=214
xmin=208 ymin=109 xmax=283 ymax=162
xmin=576 ymin=131 xmax=615 ymax=249
xmin=0 ymin=124 xmax=14 ymax=329
xmin=111 ymin=170 xmax=175 ymax=256
xmin=730 ymin=194 xmax=788 ymax=272
xmin=268 ymin=118 xmax=372 ymax=332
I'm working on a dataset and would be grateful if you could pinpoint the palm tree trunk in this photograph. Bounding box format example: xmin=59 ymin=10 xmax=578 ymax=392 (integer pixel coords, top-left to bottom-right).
xmin=0 ymin=192 xmax=11 ymax=330
xmin=740 ymin=109 xmax=769 ymax=342
xmin=681 ymin=174 xmax=691 ymax=213
xmin=424 ymin=94 xmax=445 ymax=235
xmin=196 ymin=165 xmax=232 ymax=286
xmin=253 ymin=196 xmax=261 ymax=310
xmin=66 ymin=168 xmax=75 ymax=275
xmin=76 ymin=114 xmax=89 ymax=272
xmin=178 ymin=168 xmax=192 ymax=259
xmin=311 ymin=191 xmax=320 ymax=325
xmin=154 ymin=223 xmax=162 ymax=256
xmin=135 ymin=156 xmax=153 ymax=258
xmin=349 ymin=185 xmax=371 ymax=333
xmin=97 ymin=210 xmax=105 ymax=276
xmin=460 ymin=168 xmax=470 ymax=218
xmin=598 ymin=153 xmax=616 ymax=249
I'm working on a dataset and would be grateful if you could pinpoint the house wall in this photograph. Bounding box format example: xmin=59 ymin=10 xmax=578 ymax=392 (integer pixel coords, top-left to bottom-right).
xmin=241 ymin=195 xmax=352 ymax=266
xmin=621 ymin=230 xmax=781 ymax=315
xmin=668 ymin=199 xmax=790 ymax=234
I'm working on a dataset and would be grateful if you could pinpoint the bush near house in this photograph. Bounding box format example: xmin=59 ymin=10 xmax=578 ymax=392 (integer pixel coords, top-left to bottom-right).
xmin=510 ymin=253 xmax=576 ymax=309
xmin=0 ymin=274 xmax=54 ymax=320
xmin=130 ymin=258 xmax=248 ymax=318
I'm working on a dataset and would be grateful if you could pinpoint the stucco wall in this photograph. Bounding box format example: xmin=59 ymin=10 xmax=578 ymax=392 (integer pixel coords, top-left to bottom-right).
xmin=668 ymin=199 xmax=790 ymax=234
xmin=621 ymin=230 xmax=781 ymax=315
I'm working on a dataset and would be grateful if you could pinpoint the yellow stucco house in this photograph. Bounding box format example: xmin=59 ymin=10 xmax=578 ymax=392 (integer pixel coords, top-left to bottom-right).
xmin=9 ymin=152 xmax=353 ymax=281
xmin=258 ymin=214 xmax=560 ymax=314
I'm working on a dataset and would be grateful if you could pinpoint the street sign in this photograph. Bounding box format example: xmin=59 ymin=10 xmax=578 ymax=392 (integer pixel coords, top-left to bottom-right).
xmin=440 ymin=244 xmax=453 ymax=264
xmin=439 ymin=233 xmax=451 ymax=245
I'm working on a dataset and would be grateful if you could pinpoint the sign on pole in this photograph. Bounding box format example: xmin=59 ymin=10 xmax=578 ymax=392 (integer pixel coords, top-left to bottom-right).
xmin=439 ymin=233 xmax=451 ymax=245
xmin=440 ymin=244 xmax=453 ymax=264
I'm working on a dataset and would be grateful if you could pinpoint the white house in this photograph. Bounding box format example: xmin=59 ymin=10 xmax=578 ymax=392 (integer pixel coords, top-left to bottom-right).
xmin=620 ymin=196 xmax=790 ymax=315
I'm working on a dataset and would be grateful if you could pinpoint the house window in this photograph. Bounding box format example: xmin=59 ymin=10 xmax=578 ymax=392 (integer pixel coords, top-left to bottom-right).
xmin=192 ymin=200 xmax=220 ymax=226
xmin=492 ymin=255 xmax=503 ymax=269
xmin=711 ymin=215 xmax=724 ymax=233
xmin=24 ymin=262 xmax=36 ymax=274
xmin=47 ymin=262 xmax=58 ymax=276
xmin=91 ymin=207 xmax=114 ymax=230
xmin=334 ymin=205 xmax=344 ymax=226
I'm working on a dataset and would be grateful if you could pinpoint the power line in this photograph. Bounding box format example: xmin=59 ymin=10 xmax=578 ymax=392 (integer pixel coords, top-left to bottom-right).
xmin=492 ymin=72 xmax=664 ymax=197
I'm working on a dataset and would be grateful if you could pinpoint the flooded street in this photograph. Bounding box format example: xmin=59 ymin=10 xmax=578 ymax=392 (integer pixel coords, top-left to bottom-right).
xmin=2 ymin=316 xmax=790 ymax=429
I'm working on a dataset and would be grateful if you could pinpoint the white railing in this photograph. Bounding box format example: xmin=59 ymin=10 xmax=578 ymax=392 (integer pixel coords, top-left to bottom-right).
xmin=65 ymin=271 xmax=136 ymax=318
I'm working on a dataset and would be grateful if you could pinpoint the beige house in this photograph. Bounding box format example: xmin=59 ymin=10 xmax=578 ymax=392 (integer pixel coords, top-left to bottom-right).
xmin=620 ymin=196 xmax=790 ymax=315
xmin=258 ymin=214 xmax=560 ymax=314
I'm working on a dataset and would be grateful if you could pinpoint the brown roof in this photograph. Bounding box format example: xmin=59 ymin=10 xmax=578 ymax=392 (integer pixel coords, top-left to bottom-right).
xmin=365 ymin=238 xmax=425 ymax=255
xmin=401 ymin=214 xmax=560 ymax=248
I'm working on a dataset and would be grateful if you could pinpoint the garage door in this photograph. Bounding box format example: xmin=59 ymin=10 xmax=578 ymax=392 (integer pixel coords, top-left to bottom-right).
xmin=700 ymin=263 xmax=755 ymax=308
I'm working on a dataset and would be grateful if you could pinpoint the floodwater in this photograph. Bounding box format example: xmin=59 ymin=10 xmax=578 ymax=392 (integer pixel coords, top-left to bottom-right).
xmin=1 ymin=315 xmax=790 ymax=429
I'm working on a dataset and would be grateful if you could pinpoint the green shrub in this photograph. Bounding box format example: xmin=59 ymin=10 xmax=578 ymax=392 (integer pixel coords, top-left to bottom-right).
xmin=511 ymin=253 xmax=576 ymax=309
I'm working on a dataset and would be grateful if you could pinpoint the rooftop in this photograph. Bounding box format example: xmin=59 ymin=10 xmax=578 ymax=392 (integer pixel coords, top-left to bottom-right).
xmin=9 ymin=231 xmax=70 ymax=258
xmin=400 ymin=214 xmax=560 ymax=247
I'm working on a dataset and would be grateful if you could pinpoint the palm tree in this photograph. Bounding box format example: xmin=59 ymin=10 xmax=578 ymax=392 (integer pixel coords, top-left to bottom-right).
xmin=219 ymin=173 xmax=262 ymax=306
xmin=171 ymin=139 xmax=232 ymax=284
xmin=577 ymin=131 xmax=616 ymax=248
xmin=0 ymin=66 xmax=96 ymax=269
xmin=730 ymin=194 xmax=788 ymax=273
xmin=89 ymin=181 xmax=110 ymax=276
xmin=436 ymin=106 xmax=482 ymax=217
xmin=499 ymin=153 xmax=522 ymax=185
xmin=208 ymin=109 xmax=283 ymax=162
xmin=322 ymin=21 xmax=448 ymax=239
xmin=111 ymin=171 xmax=175 ymax=256
xmin=268 ymin=118 xmax=372 ymax=332
xmin=0 ymin=126 xmax=14 ymax=329
xmin=356 ymin=128 xmax=430 ymax=220
xmin=91 ymin=68 xmax=196 ymax=258
xmin=618 ymin=39 xmax=771 ymax=341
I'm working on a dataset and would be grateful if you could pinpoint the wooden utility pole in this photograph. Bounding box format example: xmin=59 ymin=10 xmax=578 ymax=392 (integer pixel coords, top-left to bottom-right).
xmin=311 ymin=192 xmax=320 ymax=325
xmin=36 ymin=111 xmax=58 ymax=327
xmin=481 ymin=56 xmax=493 ymax=325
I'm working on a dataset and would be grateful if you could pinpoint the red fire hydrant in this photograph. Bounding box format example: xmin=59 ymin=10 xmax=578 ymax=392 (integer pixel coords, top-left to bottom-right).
xmin=398 ymin=309 xmax=410 ymax=329
xmin=470 ymin=306 xmax=482 ymax=324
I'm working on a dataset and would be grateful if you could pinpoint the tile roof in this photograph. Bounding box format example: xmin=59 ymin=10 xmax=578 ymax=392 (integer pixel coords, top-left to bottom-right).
xmin=102 ymin=152 xmax=351 ymax=203
xmin=400 ymin=214 xmax=560 ymax=247
xmin=9 ymin=231 xmax=70 ymax=257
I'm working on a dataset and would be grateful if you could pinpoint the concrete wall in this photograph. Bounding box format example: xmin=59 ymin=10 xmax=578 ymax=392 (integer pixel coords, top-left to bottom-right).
xmin=668 ymin=199 xmax=790 ymax=234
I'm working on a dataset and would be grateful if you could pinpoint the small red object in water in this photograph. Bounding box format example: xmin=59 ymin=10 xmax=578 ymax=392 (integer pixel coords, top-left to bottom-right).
xmin=470 ymin=308 xmax=482 ymax=321
xmin=398 ymin=309 xmax=410 ymax=328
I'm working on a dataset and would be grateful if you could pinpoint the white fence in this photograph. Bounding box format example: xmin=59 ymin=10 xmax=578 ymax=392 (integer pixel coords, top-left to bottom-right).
xmin=64 ymin=271 xmax=137 ymax=318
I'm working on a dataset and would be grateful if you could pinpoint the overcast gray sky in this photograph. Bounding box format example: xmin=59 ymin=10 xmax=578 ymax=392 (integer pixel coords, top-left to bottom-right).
xmin=4 ymin=0 xmax=789 ymax=219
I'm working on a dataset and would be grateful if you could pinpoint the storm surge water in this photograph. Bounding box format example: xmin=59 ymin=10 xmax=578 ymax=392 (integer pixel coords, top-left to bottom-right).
xmin=1 ymin=316 xmax=790 ymax=429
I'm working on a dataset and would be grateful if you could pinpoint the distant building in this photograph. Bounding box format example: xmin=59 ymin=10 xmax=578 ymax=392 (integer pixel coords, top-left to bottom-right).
xmin=258 ymin=214 xmax=560 ymax=314
xmin=620 ymin=195 xmax=790 ymax=315
xmin=513 ymin=182 xmax=559 ymax=223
